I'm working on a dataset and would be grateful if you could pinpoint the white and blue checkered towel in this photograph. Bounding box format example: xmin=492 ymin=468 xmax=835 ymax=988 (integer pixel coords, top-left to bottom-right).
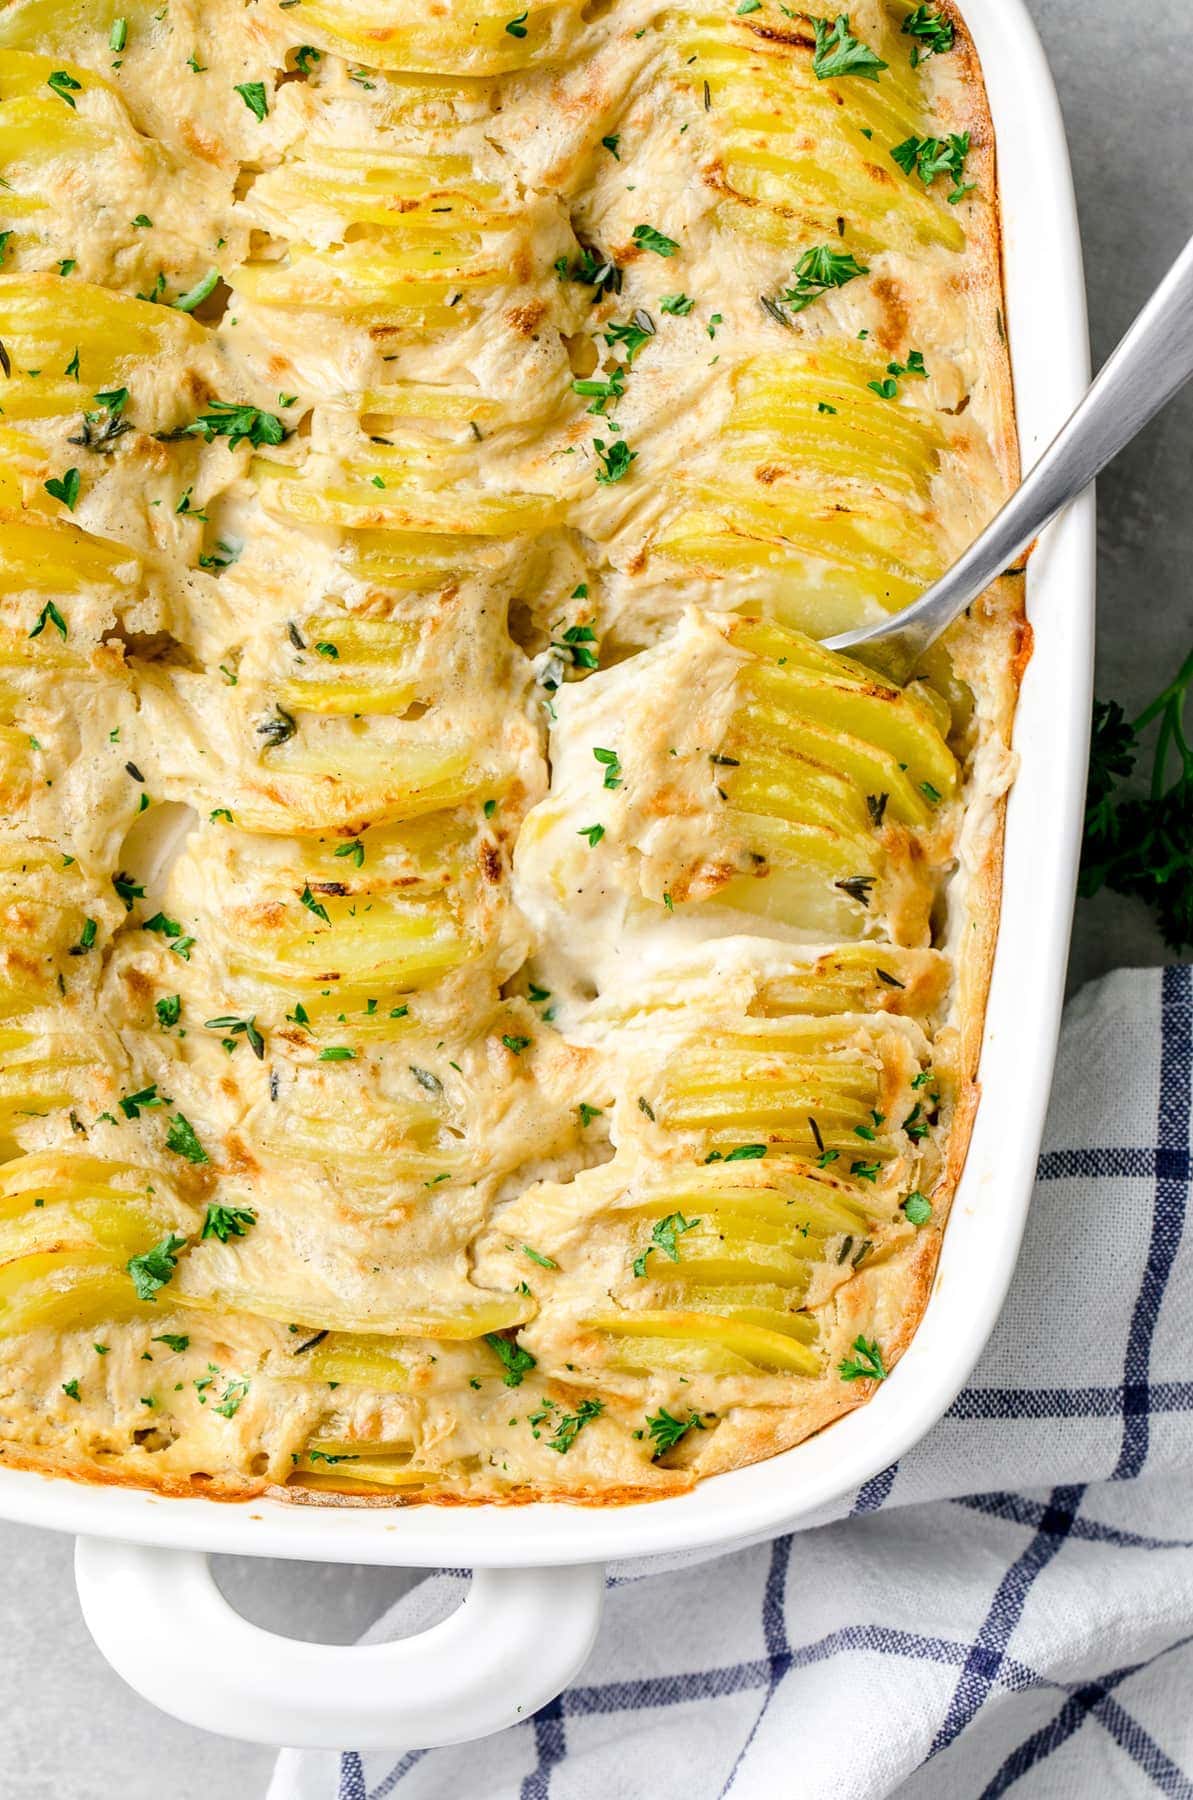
xmin=271 ymin=964 xmax=1193 ymax=1800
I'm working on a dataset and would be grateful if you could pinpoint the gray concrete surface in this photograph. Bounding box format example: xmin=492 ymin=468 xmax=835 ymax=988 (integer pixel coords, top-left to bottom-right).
xmin=2 ymin=4 xmax=1190 ymax=1794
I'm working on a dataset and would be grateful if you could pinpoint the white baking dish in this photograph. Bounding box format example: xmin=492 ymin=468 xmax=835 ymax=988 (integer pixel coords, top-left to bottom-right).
xmin=1 ymin=0 xmax=1094 ymax=1750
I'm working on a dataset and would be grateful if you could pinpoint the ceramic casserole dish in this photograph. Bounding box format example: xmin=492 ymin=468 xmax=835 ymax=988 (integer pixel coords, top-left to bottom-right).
xmin=0 ymin=0 xmax=1093 ymax=1750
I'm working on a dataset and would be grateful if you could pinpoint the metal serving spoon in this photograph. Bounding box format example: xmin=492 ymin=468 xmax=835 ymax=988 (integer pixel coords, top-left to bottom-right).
xmin=824 ymin=232 xmax=1193 ymax=684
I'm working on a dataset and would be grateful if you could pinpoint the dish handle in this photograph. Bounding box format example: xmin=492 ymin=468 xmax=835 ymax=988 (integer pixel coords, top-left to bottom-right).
xmin=73 ymin=1536 xmax=605 ymax=1749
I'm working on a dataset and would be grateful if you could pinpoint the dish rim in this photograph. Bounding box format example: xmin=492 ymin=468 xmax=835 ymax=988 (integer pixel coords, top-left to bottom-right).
xmin=0 ymin=0 xmax=1094 ymax=1569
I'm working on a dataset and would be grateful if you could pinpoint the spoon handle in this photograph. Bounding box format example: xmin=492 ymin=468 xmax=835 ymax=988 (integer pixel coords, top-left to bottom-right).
xmin=826 ymin=231 xmax=1193 ymax=680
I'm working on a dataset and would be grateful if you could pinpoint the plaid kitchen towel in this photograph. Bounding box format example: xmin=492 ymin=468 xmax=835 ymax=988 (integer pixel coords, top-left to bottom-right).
xmin=271 ymin=965 xmax=1193 ymax=1800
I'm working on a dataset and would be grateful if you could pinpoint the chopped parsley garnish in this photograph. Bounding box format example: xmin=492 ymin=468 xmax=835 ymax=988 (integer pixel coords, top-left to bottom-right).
xmin=119 ymin=1083 xmax=161 ymax=1119
xmin=646 ymin=1406 xmax=704 ymax=1456
xmin=554 ymin=243 xmax=621 ymax=298
xmin=143 ymin=912 xmax=194 ymax=959
xmin=294 ymin=45 xmax=321 ymax=73
xmin=867 ymin=351 xmax=928 ymax=398
xmin=213 ymin=1374 xmax=249 ymax=1418
xmin=850 ymin=1159 xmax=881 ymax=1182
xmin=891 ymin=132 xmax=974 ymax=204
xmin=601 ymin=133 xmax=620 ymax=158
xmin=299 ymin=883 xmax=330 ymax=923
xmin=201 ymin=1204 xmax=256 ymax=1242
xmin=30 ymin=598 xmax=69 ymax=640
xmin=811 ymin=14 xmax=887 ymax=81
xmin=112 ymin=871 xmax=145 ymax=910
xmin=47 ymin=70 xmax=82 ymax=108
xmin=44 ymin=468 xmax=81 ymax=511
xmin=62 ymin=1379 xmax=82 ymax=1401
xmin=838 ymin=1336 xmax=887 ymax=1381
xmin=505 ymin=9 xmax=528 ymax=35
xmin=521 ymin=1244 xmax=558 ymax=1270
xmin=593 ymin=745 xmax=622 ymax=789
xmin=318 ymin=1046 xmax=355 ymax=1061
xmin=578 ymin=1102 xmax=603 ymax=1127
xmin=902 ymin=4 xmax=955 ymax=65
xmin=501 ymin=1034 xmax=532 ymax=1054
xmin=603 ymin=314 xmax=655 ymax=361
xmin=1080 ymin=651 xmax=1193 ymax=951
xmin=902 ymin=1192 xmax=933 ymax=1226
xmin=633 ymin=1210 xmax=699 ymax=1278
xmin=659 ymin=293 xmax=694 ymax=315
xmin=204 ymin=1015 xmax=264 ymax=1059
xmin=127 ymin=1232 xmax=187 ymax=1300
xmin=172 ymin=268 xmax=221 ymax=313
xmin=593 ymin=437 xmax=636 ymax=484
xmin=484 ymin=1332 xmax=537 ymax=1387
xmin=153 ymin=1333 xmax=189 ymax=1352
xmin=335 ymin=838 xmax=364 ymax=866
xmin=632 ymin=223 xmax=680 ymax=257
xmin=578 ymin=822 xmax=605 ymax=846
xmin=185 ymin=400 xmax=288 ymax=449
xmin=234 ymin=80 xmax=269 ymax=121
xmin=529 ymin=1396 xmax=603 ymax=1453
xmin=782 ymin=246 xmax=869 ymax=312
xmin=723 ymin=1143 xmax=767 ymax=1161
xmin=71 ymin=918 xmax=98 ymax=955
xmin=165 ymin=1113 xmax=209 ymax=1165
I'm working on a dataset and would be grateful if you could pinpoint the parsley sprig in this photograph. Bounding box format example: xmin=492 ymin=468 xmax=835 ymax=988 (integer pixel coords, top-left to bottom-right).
xmin=1079 ymin=649 xmax=1193 ymax=951
xmin=811 ymin=14 xmax=887 ymax=81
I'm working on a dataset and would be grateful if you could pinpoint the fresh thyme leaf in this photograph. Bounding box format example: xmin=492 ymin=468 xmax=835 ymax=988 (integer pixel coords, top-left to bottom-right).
xmin=835 ymin=875 xmax=875 ymax=905
xmin=811 ymin=14 xmax=888 ymax=81
xmin=257 ymin=705 xmax=297 ymax=748
xmin=517 ymin=1244 xmax=556 ymax=1272
xmin=204 ymin=1015 xmax=265 ymax=1059
xmin=659 ymin=293 xmax=694 ymax=315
